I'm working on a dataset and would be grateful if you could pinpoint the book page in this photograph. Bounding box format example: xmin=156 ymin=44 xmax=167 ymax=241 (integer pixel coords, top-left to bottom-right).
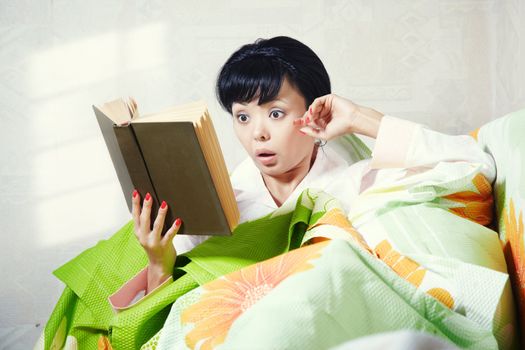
xmin=97 ymin=98 xmax=133 ymax=126
xmin=132 ymin=100 xmax=207 ymax=123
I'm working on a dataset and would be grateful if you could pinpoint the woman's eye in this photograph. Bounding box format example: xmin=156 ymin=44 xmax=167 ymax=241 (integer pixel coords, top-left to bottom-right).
xmin=236 ymin=114 xmax=249 ymax=123
xmin=270 ymin=110 xmax=284 ymax=119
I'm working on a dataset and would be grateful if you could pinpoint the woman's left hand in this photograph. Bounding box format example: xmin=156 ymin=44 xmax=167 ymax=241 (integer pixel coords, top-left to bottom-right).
xmin=294 ymin=94 xmax=383 ymax=140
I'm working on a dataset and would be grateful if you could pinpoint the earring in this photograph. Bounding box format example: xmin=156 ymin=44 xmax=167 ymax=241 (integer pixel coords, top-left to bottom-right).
xmin=315 ymin=139 xmax=327 ymax=147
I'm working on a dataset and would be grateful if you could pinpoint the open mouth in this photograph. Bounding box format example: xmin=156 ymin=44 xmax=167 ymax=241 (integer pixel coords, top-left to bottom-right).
xmin=255 ymin=152 xmax=277 ymax=165
xmin=257 ymin=153 xmax=275 ymax=157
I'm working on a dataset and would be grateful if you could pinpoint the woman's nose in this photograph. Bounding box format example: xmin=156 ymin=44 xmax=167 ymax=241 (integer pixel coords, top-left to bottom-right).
xmin=253 ymin=119 xmax=270 ymax=141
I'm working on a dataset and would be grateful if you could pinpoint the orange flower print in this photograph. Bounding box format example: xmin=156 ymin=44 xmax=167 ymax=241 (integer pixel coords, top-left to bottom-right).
xmin=445 ymin=173 xmax=494 ymax=226
xmin=502 ymin=199 xmax=525 ymax=335
xmin=374 ymin=239 xmax=455 ymax=309
xmin=97 ymin=335 xmax=113 ymax=350
xmin=304 ymin=208 xmax=371 ymax=253
xmin=375 ymin=240 xmax=427 ymax=288
xmin=181 ymin=241 xmax=328 ymax=350
xmin=469 ymin=128 xmax=480 ymax=141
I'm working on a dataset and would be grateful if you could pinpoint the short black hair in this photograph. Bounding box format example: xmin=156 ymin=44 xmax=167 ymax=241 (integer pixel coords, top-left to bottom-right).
xmin=216 ymin=36 xmax=331 ymax=114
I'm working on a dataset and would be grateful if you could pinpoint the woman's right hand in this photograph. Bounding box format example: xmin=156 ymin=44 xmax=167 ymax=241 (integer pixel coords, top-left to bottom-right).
xmin=294 ymin=94 xmax=383 ymax=140
xmin=131 ymin=189 xmax=182 ymax=293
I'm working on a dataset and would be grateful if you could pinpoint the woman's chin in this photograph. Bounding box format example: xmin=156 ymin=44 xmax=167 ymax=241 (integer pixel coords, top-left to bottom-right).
xmin=255 ymin=162 xmax=283 ymax=176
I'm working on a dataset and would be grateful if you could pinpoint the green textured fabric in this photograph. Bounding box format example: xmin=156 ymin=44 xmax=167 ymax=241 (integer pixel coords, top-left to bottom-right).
xmin=474 ymin=108 xmax=525 ymax=346
xmin=153 ymin=189 xmax=508 ymax=350
xmin=42 ymin=221 xmax=148 ymax=349
xmin=40 ymin=188 xmax=324 ymax=349
xmin=221 ymin=240 xmax=498 ymax=350
xmin=109 ymin=205 xmax=309 ymax=349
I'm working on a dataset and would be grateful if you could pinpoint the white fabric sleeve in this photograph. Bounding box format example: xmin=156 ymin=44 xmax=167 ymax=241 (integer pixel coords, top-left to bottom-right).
xmin=370 ymin=115 xmax=496 ymax=183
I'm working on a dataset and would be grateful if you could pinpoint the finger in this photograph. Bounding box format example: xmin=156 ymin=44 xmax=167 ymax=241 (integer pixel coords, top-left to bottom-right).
xmin=300 ymin=126 xmax=322 ymax=138
xmin=316 ymin=108 xmax=331 ymax=129
xmin=302 ymin=114 xmax=326 ymax=132
xmin=310 ymin=115 xmax=326 ymax=130
xmin=152 ymin=200 xmax=168 ymax=242
xmin=293 ymin=111 xmax=308 ymax=126
xmin=309 ymin=95 xmax=329 ymax=120
xmin=162 ymin=218 xmax=182 ymax=245
xmin=140 ymin=192 xmax=153 ymax=233
xmin=296 ymin=101 xmax=328 ymax=132
xmin=131 ymin=189 xmax=141 ymax=236
xmin=300 ymin=114 xmax=321 ymax=132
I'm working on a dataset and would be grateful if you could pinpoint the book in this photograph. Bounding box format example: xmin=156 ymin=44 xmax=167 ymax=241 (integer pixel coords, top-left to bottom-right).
xmin=93 ymin=97 xmax=239 ymax=236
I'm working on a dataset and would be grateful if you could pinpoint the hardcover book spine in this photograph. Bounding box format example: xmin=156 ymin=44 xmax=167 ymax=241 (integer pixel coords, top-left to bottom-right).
xmin=93 ymin=105 xmax=158 ymax=230
xmin=114 ymin=125 xmax=158 ymax=225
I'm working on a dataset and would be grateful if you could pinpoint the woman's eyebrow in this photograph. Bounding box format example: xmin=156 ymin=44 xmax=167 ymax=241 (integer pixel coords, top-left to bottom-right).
xmin=262 ymin=98 xmax=288 ymax=106
xmin=232 ymin=98 xmax=288 ymax=113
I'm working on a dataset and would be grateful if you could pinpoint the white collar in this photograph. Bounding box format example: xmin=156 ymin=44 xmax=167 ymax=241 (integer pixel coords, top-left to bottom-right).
xmin=230 ymin=146 xmax=348 ymax=209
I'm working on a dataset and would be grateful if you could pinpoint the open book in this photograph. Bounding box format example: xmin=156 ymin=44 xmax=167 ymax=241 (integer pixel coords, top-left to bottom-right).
xmin=93 ymin=97 xmax=239 ymax=236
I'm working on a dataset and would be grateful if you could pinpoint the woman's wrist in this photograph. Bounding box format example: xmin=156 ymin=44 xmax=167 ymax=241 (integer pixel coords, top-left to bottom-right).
xmin=146 ymin=263 xmax=173 ymax=295
xmin=350 ymin=106 xmax=384 ymax=139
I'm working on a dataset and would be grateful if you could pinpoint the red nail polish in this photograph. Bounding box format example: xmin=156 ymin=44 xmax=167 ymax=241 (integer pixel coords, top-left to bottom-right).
xmin=145 ymin=193 xmax=151 ymax=201
xmin=132 ymin=189 xmax=138 ymax=198
xmin=160 ymin=200 xmax=167 ymax=209
xmin=309 ymin=107 xmax=312 ymax=114
xmin=175 ymin=218 xmax=182 ymax=226
xmin=306 ymin=117 xmax=310 ymax=123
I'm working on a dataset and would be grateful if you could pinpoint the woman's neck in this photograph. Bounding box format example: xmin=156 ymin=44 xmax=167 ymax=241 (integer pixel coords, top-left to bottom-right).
xmin=261 ymin=146 xmax=319 ymax=207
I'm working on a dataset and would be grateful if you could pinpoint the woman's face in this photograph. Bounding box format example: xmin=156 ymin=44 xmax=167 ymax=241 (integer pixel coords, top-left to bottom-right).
xmin=231 ymin=78 xmax=315 ymax=177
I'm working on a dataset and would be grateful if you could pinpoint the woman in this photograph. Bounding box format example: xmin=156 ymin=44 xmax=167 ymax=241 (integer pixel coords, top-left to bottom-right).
xmin=108 ymin=36 xmax=495 ymax=310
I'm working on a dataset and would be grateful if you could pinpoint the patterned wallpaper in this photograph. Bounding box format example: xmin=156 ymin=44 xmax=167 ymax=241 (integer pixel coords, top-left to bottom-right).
xmin=0 ymin=1 xmax=523 ymax=348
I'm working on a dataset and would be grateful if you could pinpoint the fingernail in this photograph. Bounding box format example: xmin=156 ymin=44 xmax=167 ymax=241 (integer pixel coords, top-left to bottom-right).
xmin=145 ymin=193 xmax=151 ymax=201
xmin=132 ymin=189 xmax=138 ymax=198
xmin=309 ymin=107 xmax=312 ymax=114
xmin=299 ymin=130 xmax=306 ymax=135
xmin=306 ymin=116 xmax=310 ymax=123
xmin=175 ymin=218 xmax=182 ymax=227
xmin=160 ymin=200 xmax=167 ymax=209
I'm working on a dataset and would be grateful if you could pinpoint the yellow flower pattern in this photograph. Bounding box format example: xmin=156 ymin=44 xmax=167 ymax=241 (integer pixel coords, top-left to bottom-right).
xmin=502 ymin=199 xmax=525 ymax=334
xmin=444 ymin=173 xmax=494 ymax=226
xmin=307 ymin=208 xmax=455 ymax=309
xmin=305 ymin=207 xmax=371 ymax=253
xmin=181 ymin=241 xmax=328 ymax=350
xmin=97 ymin=335 xmax=113 ymax=350
xmin=375 ymin=240 xmax=454 ymax=309
xmin=469 ymin=128 xmax=480 ymax=141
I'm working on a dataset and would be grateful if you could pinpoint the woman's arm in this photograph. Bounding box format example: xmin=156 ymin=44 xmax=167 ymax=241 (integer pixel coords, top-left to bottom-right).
xmin=108 ymin=190 xmax=182 ymax=311
xmin=294 ymin=93 xmax=495 ymax=183
xmin=131 ymin=190 xmax=181 ymax=293
xmin=369 ymin=115 xmax=496 ymax=182
xmin=349 ymin=105 xmax=384 ymax=139
xmin=108 ymin=265 xmax=173 ymax=311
